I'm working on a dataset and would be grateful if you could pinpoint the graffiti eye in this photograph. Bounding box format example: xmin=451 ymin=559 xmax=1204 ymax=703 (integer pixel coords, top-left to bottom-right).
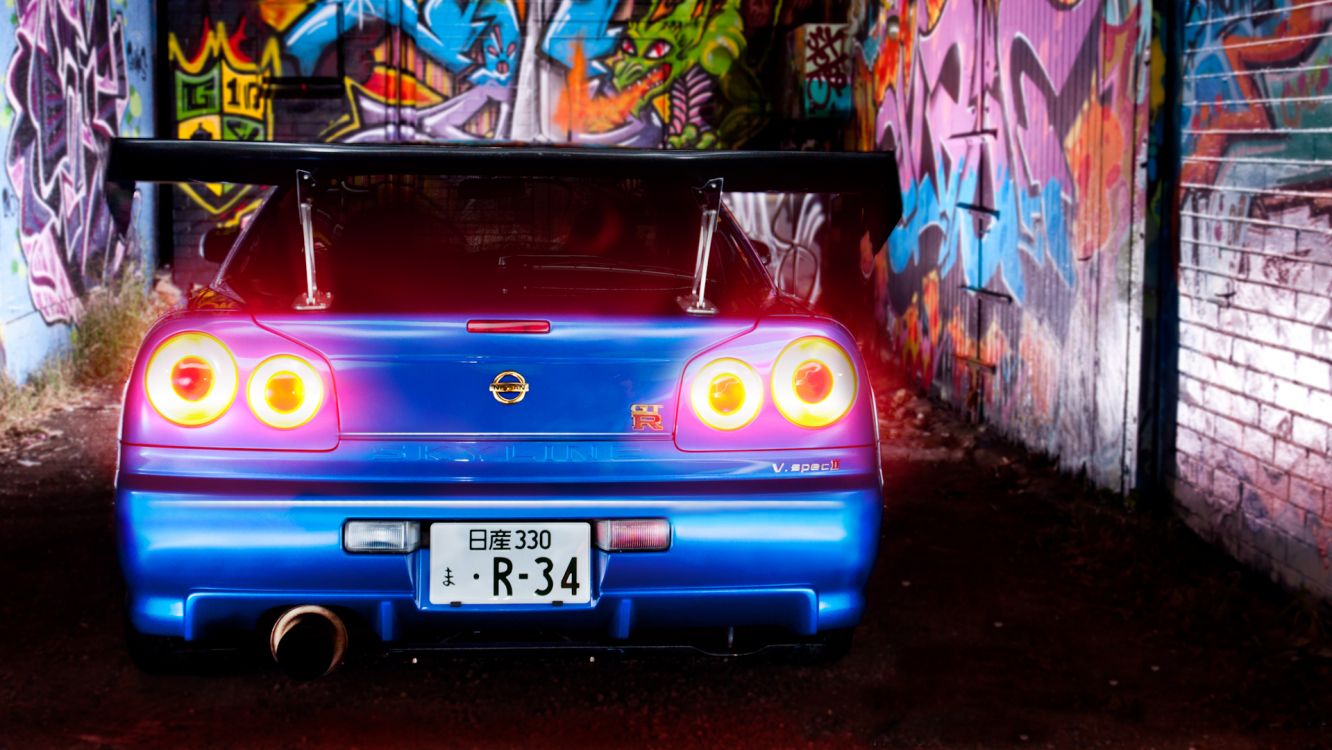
xmin=644 ymin=40 xmax=673 ymax=60
xmin=487 ymin=45 xmax=499 ymax=55
xmin=620 ymin=38 xmax=636 ymax=56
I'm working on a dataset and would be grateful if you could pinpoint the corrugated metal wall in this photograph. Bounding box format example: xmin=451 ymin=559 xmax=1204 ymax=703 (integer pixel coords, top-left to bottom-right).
xmin=1173 ymin=0 xmax=1332 ymax=594
xmin=853 ymin=0 xmax=1153 ymax=492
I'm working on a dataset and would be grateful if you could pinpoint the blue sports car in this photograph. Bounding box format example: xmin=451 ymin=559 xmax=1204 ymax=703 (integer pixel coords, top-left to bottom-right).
xmin=109 ymin=141 xmax=900 ymax=678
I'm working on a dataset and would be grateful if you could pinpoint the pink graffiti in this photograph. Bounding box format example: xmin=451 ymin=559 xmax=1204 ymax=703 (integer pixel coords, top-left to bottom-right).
xmin=5 ymin=0 xmax=128 ymax=323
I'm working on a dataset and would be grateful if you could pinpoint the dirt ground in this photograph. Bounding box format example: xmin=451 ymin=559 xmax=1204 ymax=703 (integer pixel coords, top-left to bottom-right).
xmin=1 ymin=375 xmax=1330 ymax=749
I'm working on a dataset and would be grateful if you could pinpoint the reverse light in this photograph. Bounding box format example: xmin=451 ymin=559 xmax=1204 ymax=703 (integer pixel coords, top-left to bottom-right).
xmin=344 ymin=521 xmax=420 ymax=553
xmin=144 ymin=332 xmax=238 ymax=426
xmin=689 ymin=357 xmax=762 ymax=431
xmin=247 ymin=355 xmax=325 ymax=429
xmin=595 ymin=519 xmax=671 ymax=552
xmin=772 ymin=337 xmax=857 ymax=428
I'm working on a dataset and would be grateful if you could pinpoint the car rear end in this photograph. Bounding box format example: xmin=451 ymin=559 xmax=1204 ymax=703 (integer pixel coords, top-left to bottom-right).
xmin=116 ymin=168 xmax=884 ymax=666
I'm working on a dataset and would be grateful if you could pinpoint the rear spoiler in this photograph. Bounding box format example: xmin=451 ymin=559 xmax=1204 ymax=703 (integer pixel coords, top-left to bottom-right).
xmin=106 ymin=138 xmax=899 ymax=201
xmin=107 ymin=139 xmax=901 ymax=314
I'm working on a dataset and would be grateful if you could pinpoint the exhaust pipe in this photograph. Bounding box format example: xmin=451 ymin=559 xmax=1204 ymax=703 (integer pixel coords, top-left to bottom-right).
xmin=269 ymin=605 xmax=348 ymax=679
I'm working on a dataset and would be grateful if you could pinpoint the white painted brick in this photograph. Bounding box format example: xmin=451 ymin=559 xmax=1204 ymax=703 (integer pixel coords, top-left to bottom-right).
xmin=1256 ymin=253 xmax=1306 ymax=290
xmin=1265 ymin=227 xmax=1300 ymax=257
xmin=1182 ymin=322 xmax=1214 ymax=354
xmin=1217 ymin=306 xmax=1247 ymax=332
xmin=1309 ymin=263 xmax=1332 ymax=296
xmin=1295 ymin=228 xmax=1332 ymax=263
xmin=1179 ymin=400 xmax=1215 ymax=435
xmin=1244 ymin=368 xmax=1279 ymax=404
xmin=1185 ymin=294 xmax=1220 ymax=327
xmin=1234 ymin=339 xmax=1296 ymax=378
xmin=1308 ymin=389 xmax=1332 ymax=423
xmin=1292 ymin=355 xmax=1332 ymax=391
xmin=1290 ymin=477 xmax=1325 ymax=514
xmin=1235 ymin=281 xmax=1297 ymax=318
xmin=1177 ymin=453 xmax=1211 ymax=493
xmin=1242 ymin=309 xmax=1277 ymax=340
xmin=1274 ymin=379 xmax=1313 ymax=413
xmin=1178 ymin=350 xmax=1213 ymax=382
xmin=1280 ymin=321 xmax=1317 ymax=356
xmin=1294 ymin=292 xmax=1332 ymax=326
xmin=1262 ymin=490 xmax=1305 ymax=539
xmin=1259 ymin=404 xmax=1293 ymax=440
xmin=1212 ymin=469 xmax=1242 ymax=503
xmin=1212 ymin=359 xmax=1246 ymax=390
xmin=1243 ymin=426 xmax=1276 ymax=462
xmin=1273 ymin=440 xmax=1307 ymax=473
xmin=1179 ymin=267 xmax=1202 ymax=295
xmin=1178 ymin=426 xmax=1204 ymax=456
xmin=1208 ymin=439 xmax=1289 ymax=499
xmin=1179 ymin=294 xmax=1195 ymax=322
xmin=1292 ymin=416 xmax=1329 ymax=453
xmin=1257 ymin=462 xmax=1292 ymax=500
xmin=1246 ymin=310 xmax=1316 ymax=355
xmin=1213 ymin=415 xmax=1244 ymax=449
xmin=1289 ymin=449 xmax=1332 ymax=486
xmin=1180 ymin=374 xmax=1207 ymax=404
xmin=1228 ymin=392 xmax=1261 ymax=424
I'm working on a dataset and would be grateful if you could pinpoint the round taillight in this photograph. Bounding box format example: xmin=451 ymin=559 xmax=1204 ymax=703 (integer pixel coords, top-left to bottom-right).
xmin=170 ymin=356 xmax=214 ymax=402
xmin=792 ymin=359 xmax=833 ymax=404
xmin=709 ymin=373 xmax=746 ymax=415
xmin=690 ymin=358 xmax=761 ymax=431
xmin=247 ymin=355 xmax=324 ymax=429
xmin=144 ymin=332 xmax=238 ymax=426
xmin=772 ymin=337 xmax=856 ymax=428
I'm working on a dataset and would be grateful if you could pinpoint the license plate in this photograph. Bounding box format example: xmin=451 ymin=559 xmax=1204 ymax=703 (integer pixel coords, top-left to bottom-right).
xmin=428 ymin=522 xmax=592 ymax=605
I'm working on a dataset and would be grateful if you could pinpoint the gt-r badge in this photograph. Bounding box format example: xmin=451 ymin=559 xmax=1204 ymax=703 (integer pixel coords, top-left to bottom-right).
xmin=489 ymin=371 xmax=529 ymax=405
xmin=631 ymin=404 xmax=664 ymax=431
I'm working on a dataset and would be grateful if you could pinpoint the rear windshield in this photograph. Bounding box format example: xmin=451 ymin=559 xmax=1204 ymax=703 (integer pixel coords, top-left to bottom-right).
xmin=219 ymin=175 xmax=770 ymax=316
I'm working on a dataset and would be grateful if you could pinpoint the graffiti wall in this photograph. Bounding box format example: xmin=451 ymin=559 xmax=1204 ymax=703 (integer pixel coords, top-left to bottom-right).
xmin=1172 ymin=0 xmax=1332 ymax=596
xmin=852 ymin=0 xmax=1153 ymax=492
xmin=163 ymin=0 xmax=857 ymax=288
xmin=0 ymin=0 xmax=156 ymax=383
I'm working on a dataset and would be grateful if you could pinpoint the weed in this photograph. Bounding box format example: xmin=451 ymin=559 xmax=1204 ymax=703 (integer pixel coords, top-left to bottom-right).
xmin=0 ymin=268 xmax=167 ymax=433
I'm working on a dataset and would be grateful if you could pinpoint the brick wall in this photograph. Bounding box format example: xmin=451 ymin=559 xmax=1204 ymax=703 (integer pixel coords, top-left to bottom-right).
xmin=1173 ymin=0 xmax=1332 ymax=594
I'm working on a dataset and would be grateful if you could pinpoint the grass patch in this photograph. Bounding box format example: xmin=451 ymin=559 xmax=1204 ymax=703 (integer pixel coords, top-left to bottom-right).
xmin=0 ymin=355 xmax=76 ymax=434
xmin=71 ymin=269 xmax=168 ymax=386
xmin=0 ymin=268 xmax=168 ymax=433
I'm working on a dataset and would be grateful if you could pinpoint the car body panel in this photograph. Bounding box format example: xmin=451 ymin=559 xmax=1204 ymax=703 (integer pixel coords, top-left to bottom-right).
xmin=117 ymin=440 xmax=881 ymax=642
xmin=251 ymin=314 xmax=754 ymax=438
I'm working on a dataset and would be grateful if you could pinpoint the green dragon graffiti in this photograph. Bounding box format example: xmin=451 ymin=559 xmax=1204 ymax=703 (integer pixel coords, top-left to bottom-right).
xmin=610 ymin=0 xmax=766 ymax=149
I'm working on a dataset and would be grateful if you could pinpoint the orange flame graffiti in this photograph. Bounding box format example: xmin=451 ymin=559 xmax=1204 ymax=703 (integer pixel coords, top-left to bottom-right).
xmin=554 ymin=43 xmax=668 ymax=135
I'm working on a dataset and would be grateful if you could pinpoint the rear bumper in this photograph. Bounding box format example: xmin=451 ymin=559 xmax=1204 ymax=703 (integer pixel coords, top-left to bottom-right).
xmin=117 ymin=441 xmax=882 ymax=643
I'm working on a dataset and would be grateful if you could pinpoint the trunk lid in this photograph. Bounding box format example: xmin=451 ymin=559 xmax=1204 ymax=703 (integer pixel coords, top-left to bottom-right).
xmin=254 ymin=315 xmax=753 ymax=438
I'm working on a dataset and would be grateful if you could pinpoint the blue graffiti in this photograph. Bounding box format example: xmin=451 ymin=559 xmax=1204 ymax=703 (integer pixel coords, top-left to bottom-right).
xmin=284 ymin=0 xmax=516 ymax=85
xmin=470 ymin=1 xmax=521 ymax=85
xmin=541 ymin=0 xmax=622 ymax=72
xmin=890 ymin=158 xmax=1074 ymax=304
xmin=283 ymin=1 xmax=616 ymax=85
